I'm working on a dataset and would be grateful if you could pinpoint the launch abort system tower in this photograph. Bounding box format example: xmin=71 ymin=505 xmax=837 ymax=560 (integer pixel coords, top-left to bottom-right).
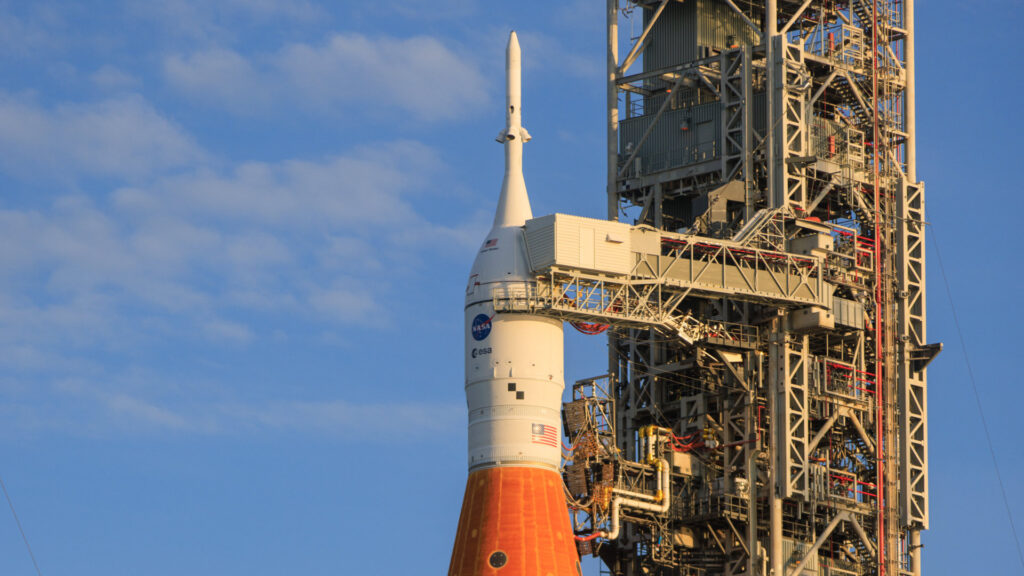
xmin=507 ymin=1 xmax=935 ymax=575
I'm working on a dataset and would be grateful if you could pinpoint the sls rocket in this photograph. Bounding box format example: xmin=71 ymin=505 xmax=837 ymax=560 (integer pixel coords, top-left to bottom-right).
xmin=449 ymin=32 xmax=581 ymax=576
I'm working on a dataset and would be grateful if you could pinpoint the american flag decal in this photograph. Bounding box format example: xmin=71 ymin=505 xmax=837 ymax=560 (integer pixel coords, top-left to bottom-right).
xmin=531 ymin=423 xmax=559 ymax=447
xmin=484 ymin=238 xmax=498 ymax=248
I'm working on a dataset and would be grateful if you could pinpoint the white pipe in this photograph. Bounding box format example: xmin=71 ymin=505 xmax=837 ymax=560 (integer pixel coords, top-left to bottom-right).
xmin=612 ymin=487 xmax=659 ymax=502
xmin=602 ymin=458 xmax=671 ymax=540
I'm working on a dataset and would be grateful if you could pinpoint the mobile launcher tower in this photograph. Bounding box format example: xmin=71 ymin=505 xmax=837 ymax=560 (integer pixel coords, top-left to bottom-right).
xmin=453 ymin=1 xmax=938 ymax=576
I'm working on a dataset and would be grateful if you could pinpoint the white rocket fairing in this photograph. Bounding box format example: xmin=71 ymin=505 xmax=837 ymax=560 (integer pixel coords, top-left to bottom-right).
xmin=463 ymin=30 xmax=563 ymax=472
xmin=449 ymin=32 xmax=580 ymax=576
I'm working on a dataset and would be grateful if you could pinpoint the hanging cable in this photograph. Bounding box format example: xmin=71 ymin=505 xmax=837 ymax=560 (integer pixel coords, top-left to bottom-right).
xmin=0 ymin=473 xmax=43 ymax=576
xmin=931 ymin=225 xmax=1024 ymax=571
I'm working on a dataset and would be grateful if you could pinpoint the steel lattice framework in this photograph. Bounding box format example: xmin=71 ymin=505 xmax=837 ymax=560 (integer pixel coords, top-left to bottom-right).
xmin=542 ymin=2 xmax=936 ymax=576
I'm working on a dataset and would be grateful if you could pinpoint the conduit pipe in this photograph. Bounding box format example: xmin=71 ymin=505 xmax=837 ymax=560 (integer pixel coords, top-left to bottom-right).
xmin=603 ymin=457 xmax=671 ymax=540
xmin=576 ymin=426 xmax=674 ymax=542
xmin=601 ymin=426 xmax=673 ymax=539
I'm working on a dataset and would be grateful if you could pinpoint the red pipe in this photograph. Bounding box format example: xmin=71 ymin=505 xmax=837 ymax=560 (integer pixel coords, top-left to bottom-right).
xmin=870 ymin=1 xmax=887 ymax=572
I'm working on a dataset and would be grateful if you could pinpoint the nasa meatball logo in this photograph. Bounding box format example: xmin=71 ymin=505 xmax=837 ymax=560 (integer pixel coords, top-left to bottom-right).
xmin=471 ymin=314 xmax=492 ymax=341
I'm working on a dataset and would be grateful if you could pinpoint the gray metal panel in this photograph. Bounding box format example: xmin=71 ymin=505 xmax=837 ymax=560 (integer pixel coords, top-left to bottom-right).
xmin=643 ymin=1 xmax=696 ymax=70
xmin=752 ymin=91 xmax=768 ymax=135
xmin=833 ymin=296 xmax=865 ymax=329
xmin=782 ymin=538 xmax=820 ymax=575
xmin=620 ymin=101 xmax=722 ymax=175
xmin=523 ymin=214 xmax=556 ymax=271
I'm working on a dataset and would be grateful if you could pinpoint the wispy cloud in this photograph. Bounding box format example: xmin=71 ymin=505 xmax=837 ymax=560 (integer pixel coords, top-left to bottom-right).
xmin=222 ymin=399 xmax=462 ymax=438
xmin=368 ymin=0 xmax=479 ymax=21
xmin=164 ymin=48 xmax=269 ymax=112
xmin=1 ymin=382 xmax=462 ymax=440
xmin=164 ymin=33 xmax=490 ymax=121
xmin=0 ymin=6 xmax=65 ymax=57
xmin=0 ymin=135 xmax=480 ymax=367
xmin=0 ymin=92 xmax=203 ymax=181
xmin=90 ymin=65 xmax=141 ymax=91
xmin=125 ymin=0 xmax=325 ymax=43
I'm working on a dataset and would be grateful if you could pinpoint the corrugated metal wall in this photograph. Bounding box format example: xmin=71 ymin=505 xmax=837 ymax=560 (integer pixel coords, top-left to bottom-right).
xmin=643 ymin=2 xmax=697 ymax=71
xmin=622 ymin=1 xmax=767 ymax=178
xmin=620 ymin=92 xmax=769 ymax=177
xmin=524 ymin=215 xmax=633 ymax=276
xmin=642 ymin=0 xmax=761 ymax=72
xmin=620 ymin=101 xmax=721 ymax=175
xmin=695 ymin=0 xmax=761 ymax=50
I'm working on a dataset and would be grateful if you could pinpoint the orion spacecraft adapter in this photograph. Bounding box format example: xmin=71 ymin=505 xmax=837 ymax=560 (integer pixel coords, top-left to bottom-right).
xmin=448 ymin=32 xmax=581 ymax=576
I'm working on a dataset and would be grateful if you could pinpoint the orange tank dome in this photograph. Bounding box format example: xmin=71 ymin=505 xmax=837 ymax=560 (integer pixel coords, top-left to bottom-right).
xmin=449 ymin=467 xmax=581 ymax=576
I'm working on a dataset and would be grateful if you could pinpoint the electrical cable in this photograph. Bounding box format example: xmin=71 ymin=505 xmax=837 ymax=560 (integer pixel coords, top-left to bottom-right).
xmin=0 ymin=473 xmax=43 ymax=576
xmin=930 ymin=225 xmax=1024 ymax=572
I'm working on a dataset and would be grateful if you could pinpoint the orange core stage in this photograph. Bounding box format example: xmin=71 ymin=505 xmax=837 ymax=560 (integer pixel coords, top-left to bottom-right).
xmin=449 ymin=466 xmax=581 ymax=576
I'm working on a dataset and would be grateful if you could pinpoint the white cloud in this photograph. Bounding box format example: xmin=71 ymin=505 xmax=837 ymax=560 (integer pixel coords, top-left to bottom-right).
xmin=0 ymin=92 xmax=203 ymax=181
xmin=1 ymin=380 xmax=462 ymax=439
xmin=164 ymin=33 xmax=489 ymax=121
xmin=90 ymin=65 xmax=140 ymax=91
xmin=0 ymin=84 xmax=481 ymax=440
xmin=0 ymin=7 xmax=59 ymax=57
xmin=116 ymin=140 xmax=445 ymax=231
xmin=216 ymin=0 xmax=323 ymax=21
xmin=307 ymin=284 xmax=383 ymax=325
xmin=226 ymin=400 xmax=462 ymax=437
xmin=202 ymin=319 xmax=254 ymax=344
xmin=510 ymin=30 xmax=603 ymax=80
xmin=125 ymin=0 xmax=324 ymax=43
xmin=368 ymin=0 xmax=478 ymax=20
xmin=105 ymin=393 xmax=195 ymax=431
xmin=274 ymin=33 xmax=488 ymax=121
xmin=0 ymin=138 xmax=478 ymax=363
xmin=163 ymin=48 xmax=269 ymax=112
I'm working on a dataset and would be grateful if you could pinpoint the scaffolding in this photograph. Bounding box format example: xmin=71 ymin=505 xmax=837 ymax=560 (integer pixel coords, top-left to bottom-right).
xmin=529 ymin=2 xmax=933 ymax=575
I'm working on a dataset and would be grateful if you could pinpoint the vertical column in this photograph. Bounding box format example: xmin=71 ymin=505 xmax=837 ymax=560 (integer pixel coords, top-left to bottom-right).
xmin=606 ymin=0 xmax=621 ymax=428
xmin=746 ymin=356 xmax=760 ymax=576
xmin=607 ymin=0 xmax=620 ymax=223
xmin=899 ymin=179 xmax=929 ymax=576
xmin=720 ymin=44 xmax=756 ymax=221
xmin=764 ymin=4 xmax=781 ymax=574
xmin=765 ymin=0 xmax=778 ymax=211
xmin=741 ymin=44 xmax=754 ymax=220
xmin=771 ymin=38 xmax=808 ymax=211
xmin=906 ymin=0 xmax=917 ymax=182
xmin=768 ymin=322 xmax=783 ymax=576
xmin=776 ymin=334 xmax=809 ymax=499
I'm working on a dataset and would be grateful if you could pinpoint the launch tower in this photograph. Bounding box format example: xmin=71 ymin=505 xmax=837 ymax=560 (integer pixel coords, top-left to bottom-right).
xmin=491 ymin=1 xmax=935 ymax=575
xmin=573 ymin=1 xmax=934 ymax=574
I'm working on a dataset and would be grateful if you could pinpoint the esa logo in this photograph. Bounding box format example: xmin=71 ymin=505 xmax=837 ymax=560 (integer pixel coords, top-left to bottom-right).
xmin=471 ymin=347 xmax=492 ymax=359
xmin=471 ymin=314 xmax=492 ymax=341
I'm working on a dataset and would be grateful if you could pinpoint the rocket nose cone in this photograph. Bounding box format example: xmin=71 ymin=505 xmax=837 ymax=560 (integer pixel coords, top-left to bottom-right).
xmin=507 ymin=31 xmax=520 ymax=64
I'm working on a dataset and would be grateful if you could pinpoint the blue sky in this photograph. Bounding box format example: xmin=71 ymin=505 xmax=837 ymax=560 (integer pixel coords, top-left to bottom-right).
xmin=0 ymin=1 xmax=1020 ymax=575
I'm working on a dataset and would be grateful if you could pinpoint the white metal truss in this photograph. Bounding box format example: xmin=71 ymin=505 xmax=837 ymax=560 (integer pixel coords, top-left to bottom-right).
xmin=772 ymin=331 xmax=809 ymax=499
xmin=771 ymin=38 xmax=810 ymax=211
xmin=897 ymin=180 xmax=929 ymax=529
